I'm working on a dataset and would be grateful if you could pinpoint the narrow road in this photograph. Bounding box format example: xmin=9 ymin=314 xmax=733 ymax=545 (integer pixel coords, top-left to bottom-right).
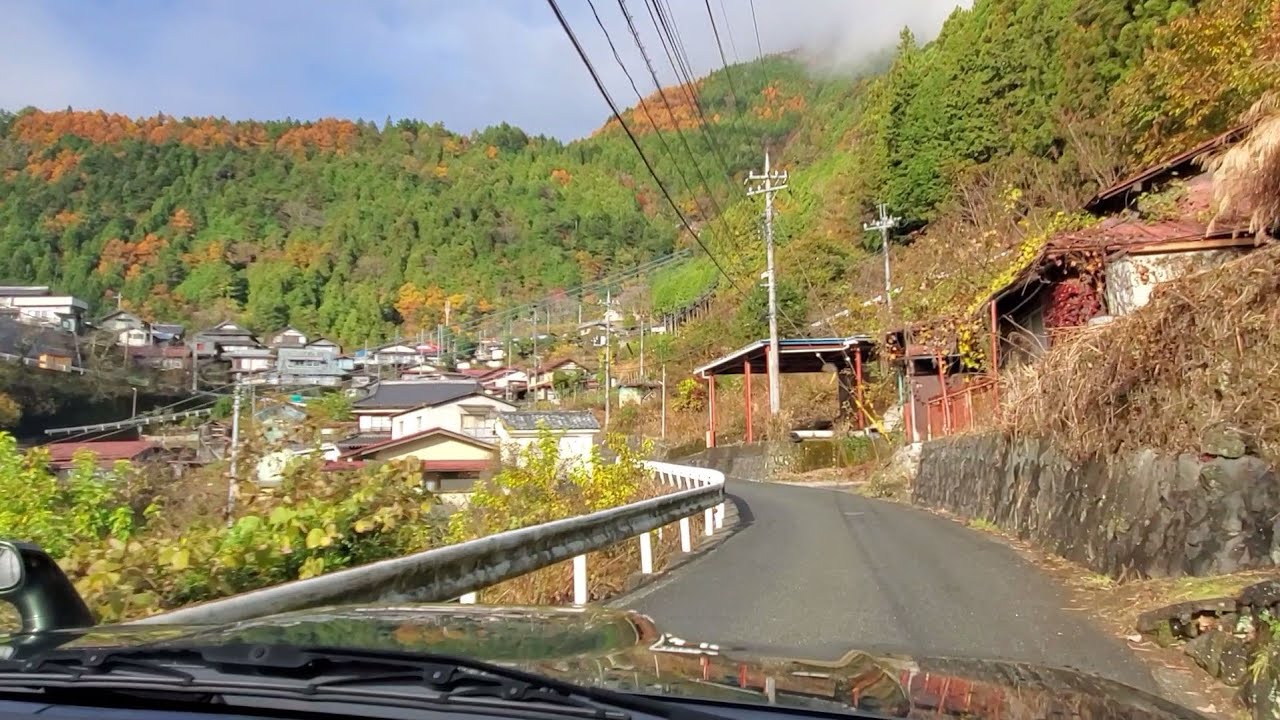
xmin=623 ymin=480 xmax=1153 ymax=692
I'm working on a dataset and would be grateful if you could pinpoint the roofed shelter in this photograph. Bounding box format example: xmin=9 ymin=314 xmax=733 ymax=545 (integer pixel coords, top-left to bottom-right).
xmin=693 ymin=336 xmax=877 ymax=447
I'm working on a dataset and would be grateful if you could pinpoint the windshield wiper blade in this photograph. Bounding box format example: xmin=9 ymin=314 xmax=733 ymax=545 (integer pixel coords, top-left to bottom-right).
xmin=0 ymin=644 xmax=715 ymax=720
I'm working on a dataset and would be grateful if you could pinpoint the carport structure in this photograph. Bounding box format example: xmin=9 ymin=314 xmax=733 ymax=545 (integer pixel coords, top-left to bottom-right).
xmin=693 ymin=336 xmax=877 ymax=447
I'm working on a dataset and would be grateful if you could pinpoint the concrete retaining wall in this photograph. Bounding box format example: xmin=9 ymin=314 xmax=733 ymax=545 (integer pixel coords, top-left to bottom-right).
xmin=914 ymin=434 xmax=1280 ymax=579
xmin=677 ymin=443 xmax=795 ymax=480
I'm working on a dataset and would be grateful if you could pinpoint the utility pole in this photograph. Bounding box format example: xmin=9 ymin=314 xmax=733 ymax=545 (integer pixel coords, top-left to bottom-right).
xmin=531 ymin=308 xmax=539 ymax=402
xmin=190 ymin=341 xmax=198 ymax=393
xmin=639 ymin=314 xmax=646 ymax=379
xmin=864 ymin=203 xmax=901 ymax=314
xmin=660 ymin=364 xmax=667 ymax=440
xmin=746 ymin=149 xmax=788 ymax=416
xmin=505 ymin=318 xmax=513 ymax=372
xmin=226 ymin=382 xmax=242 ymax=525
xmin=601 ymin=290 xmax=613 ymax=428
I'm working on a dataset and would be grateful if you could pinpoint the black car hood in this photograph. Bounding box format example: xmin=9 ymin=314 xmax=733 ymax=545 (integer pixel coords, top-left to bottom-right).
xmin=1 ymin=604 xmax=1204 ymax=720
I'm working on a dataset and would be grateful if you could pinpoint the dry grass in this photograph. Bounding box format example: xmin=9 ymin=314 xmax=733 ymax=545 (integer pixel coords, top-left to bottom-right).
xmin=1001 ymin=244 xmax=1280 ymax=464
xmin=1210 ymin=96 xmax=1280 ymax=233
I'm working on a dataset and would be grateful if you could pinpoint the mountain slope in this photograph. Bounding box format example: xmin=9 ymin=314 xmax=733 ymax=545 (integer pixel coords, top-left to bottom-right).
xmin=0 ymin=55 xmax=818 ymax=346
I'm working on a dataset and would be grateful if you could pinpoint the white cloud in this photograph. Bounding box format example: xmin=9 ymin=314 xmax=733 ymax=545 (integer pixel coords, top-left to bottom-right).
xmin=0 ymin=0 xmax=966 ymax=139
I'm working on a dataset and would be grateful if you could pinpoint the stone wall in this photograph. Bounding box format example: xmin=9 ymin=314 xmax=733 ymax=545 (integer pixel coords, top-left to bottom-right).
xmin=914 ymin=433 xmax=1280 ymax=578
xmin=676 ymin=443 xmax=784 ymax=480
xmin=1136 ymin=581 xmax=1280 ymax=720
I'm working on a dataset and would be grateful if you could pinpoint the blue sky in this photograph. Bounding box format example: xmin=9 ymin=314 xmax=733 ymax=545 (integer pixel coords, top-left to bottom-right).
xmin=2 ymin=1 xmax=964 ymax=140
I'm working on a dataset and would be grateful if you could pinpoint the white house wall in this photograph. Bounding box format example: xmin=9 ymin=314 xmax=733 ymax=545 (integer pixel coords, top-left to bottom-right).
xmin=391 ymin=395 xmax=515 ymax=439
xmin=495 ymin=428 xmax=597 ymax=469
xmin=358 ymin=414 xmax=393 ymax=432
xmin=1105 ymin=248 xmax=1246 ymax=316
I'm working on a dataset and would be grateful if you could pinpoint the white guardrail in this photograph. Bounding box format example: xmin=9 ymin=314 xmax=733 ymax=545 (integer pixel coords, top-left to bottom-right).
xmin=134 ymin=460 xmax=725 ymax=626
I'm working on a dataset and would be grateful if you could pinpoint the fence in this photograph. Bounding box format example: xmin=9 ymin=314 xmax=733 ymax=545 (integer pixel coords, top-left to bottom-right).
xmin=133 ymin=460 xmax=725 ymax=626
xmin=925 ymin=378 xmax=999 ymax=441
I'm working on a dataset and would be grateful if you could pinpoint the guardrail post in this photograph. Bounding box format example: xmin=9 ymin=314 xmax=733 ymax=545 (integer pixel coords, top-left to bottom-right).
xmin=573 ymin=554 xmax=588 ymax=605
xmin=679 ymin=517 xmax=692 ymax=553
xmin=704 ymin=508 xmax=714 ymax=536
xmin=459 ymin=592 xmax=477 ymax=604
xmin=639 ymin=531 xmax=653 ymax=574
xmin=715 ymin=501 xmax=726 ymax=528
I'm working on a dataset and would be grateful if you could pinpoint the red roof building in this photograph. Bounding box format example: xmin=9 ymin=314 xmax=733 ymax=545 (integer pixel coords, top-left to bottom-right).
xmin=43 ymin=440 xmax=158 ymax=471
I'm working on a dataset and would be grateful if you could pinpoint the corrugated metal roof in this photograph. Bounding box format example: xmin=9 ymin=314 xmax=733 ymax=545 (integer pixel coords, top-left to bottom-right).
xmin=693 ymin=336 xmax=878 ymax=378
xmin=351 ymin=380 xmax=482 ymax=410
xmin=45 ymin=440 xmax=154 ymax=463
xmin=498 ymin=411 xmax=600 ymax=431
xmin=1086 ymin=125 xmax=1250 ymax=213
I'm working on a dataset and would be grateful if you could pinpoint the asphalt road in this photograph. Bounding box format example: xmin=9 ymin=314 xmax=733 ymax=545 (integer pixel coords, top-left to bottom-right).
xmin=623 ymin=480 xmax=1154 ymax=692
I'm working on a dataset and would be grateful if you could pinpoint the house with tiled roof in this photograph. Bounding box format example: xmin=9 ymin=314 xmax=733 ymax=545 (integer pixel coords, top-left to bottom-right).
xmin=497 ymin=410 xmax=600 ymax=468
xmin=340 ymin=427 xmax=497 ymax=494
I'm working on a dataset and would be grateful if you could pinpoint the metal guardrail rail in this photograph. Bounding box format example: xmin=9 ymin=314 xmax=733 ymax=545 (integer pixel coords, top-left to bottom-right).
xmin=45 ymin=407 xmax=215 ymax=436
xmin=133 ymin=460 xmax=725 ymax=626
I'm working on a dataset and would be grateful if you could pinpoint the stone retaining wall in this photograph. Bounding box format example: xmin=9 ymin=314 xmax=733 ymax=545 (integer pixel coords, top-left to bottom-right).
xmin=914 ymin=433 xmax=1280 ymax=578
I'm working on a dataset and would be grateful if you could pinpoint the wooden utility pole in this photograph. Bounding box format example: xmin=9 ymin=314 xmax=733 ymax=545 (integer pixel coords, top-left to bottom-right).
xmin=747 ymin=150 xmax=788 ymax=416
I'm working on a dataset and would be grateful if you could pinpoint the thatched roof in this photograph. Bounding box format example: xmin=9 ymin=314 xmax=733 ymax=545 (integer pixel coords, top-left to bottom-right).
xmin=1209 ymin=96 xmax=1280 ymax=234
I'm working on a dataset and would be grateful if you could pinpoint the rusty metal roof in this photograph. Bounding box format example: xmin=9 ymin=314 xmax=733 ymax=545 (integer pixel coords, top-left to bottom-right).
xmin=1085 ymin=125 xmax=1250 ymax=213
xmin=45 ymin=440 xmax=154 ymax=463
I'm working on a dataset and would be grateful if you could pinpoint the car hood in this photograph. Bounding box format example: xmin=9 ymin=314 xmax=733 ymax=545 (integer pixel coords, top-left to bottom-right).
xmin=2 ymin=604 xmax=1203 ymax=720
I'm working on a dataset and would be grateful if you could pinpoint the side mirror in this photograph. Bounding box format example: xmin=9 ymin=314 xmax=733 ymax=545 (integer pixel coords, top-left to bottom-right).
xmin=0 ymin=541 xmax=94 ymax=634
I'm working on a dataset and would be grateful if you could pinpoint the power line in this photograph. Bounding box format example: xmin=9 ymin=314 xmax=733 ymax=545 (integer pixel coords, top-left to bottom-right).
xmin=450 ymin=249 xmax=691 ymax=337
xmin=718 ymin=0 xmax=741 ymax=64
xmin=624 ymin=0 xmax=810 ymax=340
xmin=748 ymin=0 xmax=772 ymax=102
xmin=644 ymin=0 xmax=735 ymax=180
xmin=41 ymin=372 xmax=240 ymax=447
xmin=586 ymin=0 xmax=722 ymax=232
xmin=545 ymin=0 xmax=746 ymax=297
xmin=703 ymin=0 xmax=742 ymax=115
xmin=610 ymin=0 xmax=738 ymax=251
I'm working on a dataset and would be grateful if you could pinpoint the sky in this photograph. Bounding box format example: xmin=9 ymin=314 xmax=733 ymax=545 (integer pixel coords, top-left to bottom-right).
xmin=1 ymin=0 xmax=966 ymax=140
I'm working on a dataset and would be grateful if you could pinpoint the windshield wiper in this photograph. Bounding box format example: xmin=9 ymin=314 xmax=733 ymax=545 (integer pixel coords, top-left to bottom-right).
xmin=0 ymin=643 xmax=718 ymax=720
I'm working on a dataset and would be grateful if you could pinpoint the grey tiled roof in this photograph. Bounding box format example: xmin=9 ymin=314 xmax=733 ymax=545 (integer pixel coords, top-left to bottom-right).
xmin=352 ymin=380 xmax=482 ymax=410
xmin=499 ymin=411 xmax=600 ymax=431
xmin=335 ymin=432 xmax=392 ymax=449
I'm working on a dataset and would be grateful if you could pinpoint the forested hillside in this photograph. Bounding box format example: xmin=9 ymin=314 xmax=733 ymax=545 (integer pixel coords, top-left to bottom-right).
xmin=0 ymin=57 xmax=811 ymax=346
xmin=649 ymin=0 xmax=1279 ymax=371
xmin=1 ymin=0 xmax=1276 ymax=354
